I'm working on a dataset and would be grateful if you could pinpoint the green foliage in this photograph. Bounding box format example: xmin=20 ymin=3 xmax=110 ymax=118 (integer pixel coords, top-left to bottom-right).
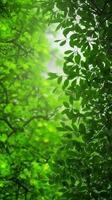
xmin=0 ymin=0 xmax=112 ymax=199
xmin=47 ymin=0 xmax=112 ymax=199
xmin=0 ymin=0 xmax=64 ymax=199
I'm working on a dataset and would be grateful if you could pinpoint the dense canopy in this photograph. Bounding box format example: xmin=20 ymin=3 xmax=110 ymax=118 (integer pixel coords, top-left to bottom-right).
xmin=0 ymin=0 xmax=112 ymax=199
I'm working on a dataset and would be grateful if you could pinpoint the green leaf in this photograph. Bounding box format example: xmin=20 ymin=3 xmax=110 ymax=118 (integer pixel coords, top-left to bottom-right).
xmin=52 ymin=87 xmax=58 ymax=93
xmin=65 ymin=50 xmax=73 ymax=54
xmin=57 ymin=76 xmax=63 ymax=84
xmin=55 ymin=39 xmax=61 ymax=43
xmin=75 ymin=24 xmax=82 ymax=32
xmin=55 ymin=23 xmax=62 ymax=31
xmin=0 ymin=134 xmax=7 ymax=142
xmin=69 ymin=39 xmax=75 ymax=48
xmin=63 ymin=101 xmax=69 ymax=108
xmin=69 ymin=96 xmax=74 ymax=104
xmin=60 ymin=40 xmax=66 ymax=46
xmin=63 ymin=28 xmax=71 ymax=37
xmin=57 ymin=127 xmax=66 ymax=131
xmin=48 ymin=72 xmax=58 ymax=79
xmin=62 ymin=79 xmax=69 ymax=89
xmin=75 ymin=54 xmax=81 ymax=64
xmin=79 ymin=123 xmax=86 ymax=134
xmin=73 ymin=136 xmax=84 ymax=144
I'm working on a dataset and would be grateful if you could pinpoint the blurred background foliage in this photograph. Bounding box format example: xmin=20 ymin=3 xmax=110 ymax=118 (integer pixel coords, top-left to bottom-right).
xmin=0 ymin=0 xmax=65 ymax=199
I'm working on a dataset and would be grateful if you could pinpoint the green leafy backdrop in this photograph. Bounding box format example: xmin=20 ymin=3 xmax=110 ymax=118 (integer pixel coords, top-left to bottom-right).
xmin=0 ymin=0 xmax=112 ymax=199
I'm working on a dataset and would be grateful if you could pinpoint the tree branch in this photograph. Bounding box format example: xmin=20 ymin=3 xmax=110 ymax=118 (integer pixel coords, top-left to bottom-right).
xmin=0 ymin=117 xmax=15 ymax=131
